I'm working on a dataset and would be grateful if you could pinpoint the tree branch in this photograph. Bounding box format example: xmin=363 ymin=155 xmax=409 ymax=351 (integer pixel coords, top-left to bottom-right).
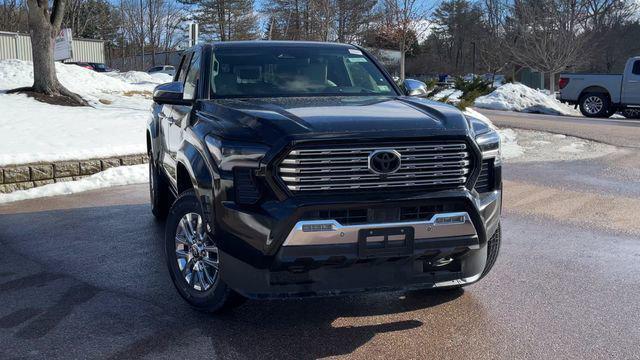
xmin=50 ymin=0 xmax=66 ymax=32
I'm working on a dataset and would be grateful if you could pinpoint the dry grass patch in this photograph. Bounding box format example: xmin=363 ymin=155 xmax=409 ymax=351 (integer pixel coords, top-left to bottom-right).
xmin=123 ymin=90 xmax=152 ymax=98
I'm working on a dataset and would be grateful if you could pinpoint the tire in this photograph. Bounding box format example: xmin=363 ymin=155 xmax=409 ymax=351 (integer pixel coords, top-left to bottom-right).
xmin=431 ymin=224 xmax=501 ymax=291
xmin=149 ymin=158 xmax=171 ymax=220
xmin=579 ymin=93 xmax=611 ymax=118
xmin=480 ymin=224 xmax=501 ymax=280
xmin=165 ymin=190 xmax=245 ymax=313
xmin=622 ymin=109 xmax=640 ymax=119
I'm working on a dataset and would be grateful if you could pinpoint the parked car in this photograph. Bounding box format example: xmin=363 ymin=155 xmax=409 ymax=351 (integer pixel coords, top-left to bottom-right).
xmin=148 ymin=41 xmax=503 ymax=312
xmin=68 ymin=62 xmax=113 ymax=72
xmin=558 ymin=56 xmax=640 ymax=118
xmin=147 ymin=65 xmax=176 ymax=77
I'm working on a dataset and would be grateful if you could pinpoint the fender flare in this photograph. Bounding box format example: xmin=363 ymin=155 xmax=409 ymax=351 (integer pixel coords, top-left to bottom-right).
xmin=176 ymin=139 xmax=217 ymax=227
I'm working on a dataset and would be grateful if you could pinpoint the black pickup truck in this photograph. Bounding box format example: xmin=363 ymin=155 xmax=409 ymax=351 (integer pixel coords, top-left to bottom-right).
xmin=147 ymin=41 xmax=502 ymax=312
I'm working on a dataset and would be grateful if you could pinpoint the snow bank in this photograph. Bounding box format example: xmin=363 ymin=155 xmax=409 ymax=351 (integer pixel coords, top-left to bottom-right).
xmin=0 ymin=164 xmax=148 ymax=204
xmin=499 ymin=129 xmax=525 ymax=159
xmin=106 ymin=71 xmax=173 ymax=85
xmin=0 ymin=59 xmax=158 ymax=104
xmin=0 ymin=94 xmax=146 ymax=166
xmin=0 ymin=59 xmax=151 ymax=166
xmin=474 ymin=83 xmax=580 ymax=116
xmin=431 ymin=88 xmax=463 ymax=103
xmin=499 ymin=128 xmax=616 ymax=162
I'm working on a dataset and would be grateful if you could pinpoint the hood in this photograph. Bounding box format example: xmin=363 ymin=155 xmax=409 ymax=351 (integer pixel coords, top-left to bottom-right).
xmin=198 ymin=96 xmax=470 ymax=143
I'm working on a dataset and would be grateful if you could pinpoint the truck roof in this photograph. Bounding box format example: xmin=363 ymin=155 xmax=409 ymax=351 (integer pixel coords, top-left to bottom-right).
xmin=209 ymin=40 xmax=356 ymax=50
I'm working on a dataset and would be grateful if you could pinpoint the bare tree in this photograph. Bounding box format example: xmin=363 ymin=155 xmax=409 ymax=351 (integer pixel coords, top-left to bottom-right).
xmin=505 ymin=0 xmax=589 ymax=92
xmin=12 ymin=0 xmax=85 ymax=104
xmin=334 ymin=0 xmax=377 ymax=43
xmin=377 ymin=0 xmax=433 ymax=81
xmin=1 ymin=0 xmax=28 ymax=32
xmin=181 ymin=0 xmax=258 ymax=41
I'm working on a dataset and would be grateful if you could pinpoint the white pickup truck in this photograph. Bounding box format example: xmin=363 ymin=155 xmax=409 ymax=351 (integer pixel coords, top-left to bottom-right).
xmin=558 ymin=56 xmax=640 ymax=118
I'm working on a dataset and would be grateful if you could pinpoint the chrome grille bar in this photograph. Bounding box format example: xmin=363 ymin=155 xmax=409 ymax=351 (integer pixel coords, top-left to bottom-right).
xmin=278 ymin=141 xmax=472 ymax=192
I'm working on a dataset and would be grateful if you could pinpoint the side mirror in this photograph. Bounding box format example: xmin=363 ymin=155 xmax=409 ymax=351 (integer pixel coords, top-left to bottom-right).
xmin=153 ymin=81 xmax=191 ymax=105
xmin=403 ymin=79 xmax=429 ymax=96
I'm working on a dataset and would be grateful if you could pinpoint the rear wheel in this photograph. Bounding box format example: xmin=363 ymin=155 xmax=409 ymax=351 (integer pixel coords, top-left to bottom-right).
xmin=149 ymin=158 xmax=171 ymax=220
xmin=165 ymin=190 xmax=245 ymax=313
xmin=579 ymin=93 xmax=611 ymax=118
xmin=622 ymin=108 xmax=640 ymax=119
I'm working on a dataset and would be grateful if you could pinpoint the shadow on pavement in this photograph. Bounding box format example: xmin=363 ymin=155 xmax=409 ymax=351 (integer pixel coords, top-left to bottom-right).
xmin=0 ymin=203 xmax=471 ymax=359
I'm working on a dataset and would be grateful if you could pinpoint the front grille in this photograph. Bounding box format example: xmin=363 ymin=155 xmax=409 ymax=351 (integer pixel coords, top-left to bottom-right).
xmin=302 ymin=205 xmax=447 ymax=226
xmin=278 ymin=142 xmax=472 ymax=192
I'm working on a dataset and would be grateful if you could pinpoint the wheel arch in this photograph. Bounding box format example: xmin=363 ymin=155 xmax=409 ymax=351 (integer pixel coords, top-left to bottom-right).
xmin=579 ymin=86 xmax=611 ymax=101
xmin=175 ymin=141 xmax=216 ymax=227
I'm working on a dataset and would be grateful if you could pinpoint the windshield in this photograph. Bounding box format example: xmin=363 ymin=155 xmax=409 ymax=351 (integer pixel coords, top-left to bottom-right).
xmin=210 ymin=46 xmax=397 ymax=98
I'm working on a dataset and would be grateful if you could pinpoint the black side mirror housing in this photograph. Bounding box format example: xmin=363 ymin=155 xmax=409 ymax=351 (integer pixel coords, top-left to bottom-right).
xmin=153 ymin=81 xmax=192 ymax=105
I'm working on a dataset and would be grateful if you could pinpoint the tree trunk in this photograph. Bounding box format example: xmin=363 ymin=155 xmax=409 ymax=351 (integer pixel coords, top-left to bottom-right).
xmin=23 ymin=0 xmax=86 ymax=105
xmin=28 ymin=8 xmax=58 ymax=94
xmin=400 ymin=40 xmax=406 ymax=81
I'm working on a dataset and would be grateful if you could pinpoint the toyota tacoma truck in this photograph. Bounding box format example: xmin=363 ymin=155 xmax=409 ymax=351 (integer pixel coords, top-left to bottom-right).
xmin=558 ymin=56 xmax=640 ymax=118
xmin=147 ymin=41 xmax=502 ymax=312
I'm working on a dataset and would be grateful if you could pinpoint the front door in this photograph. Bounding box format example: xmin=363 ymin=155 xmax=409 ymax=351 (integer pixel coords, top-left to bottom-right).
xmin=622 ymin=60 xmax=640 ymax=106
xmin=162 ymin=52 xmax=193 ymax=185
xmin=166 ymin=50 xmax=202 ymax=186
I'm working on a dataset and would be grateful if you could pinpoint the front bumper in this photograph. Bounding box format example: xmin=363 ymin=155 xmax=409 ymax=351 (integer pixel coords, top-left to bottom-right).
xmin=215 ymin=189 xmax=501 ymax=299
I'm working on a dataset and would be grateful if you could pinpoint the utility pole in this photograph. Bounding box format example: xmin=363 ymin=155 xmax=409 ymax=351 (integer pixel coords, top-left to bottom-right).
xmin=140 ymin=0 xmax=145 ymax=70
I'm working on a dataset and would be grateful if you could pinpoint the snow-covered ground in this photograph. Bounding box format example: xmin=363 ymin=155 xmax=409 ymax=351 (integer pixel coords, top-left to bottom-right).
xmin=0 ymin=164 xmax=147 ymax=204
xmin=0 ymin=60 xmax=168 ymax=166
xmin=462 ymin=106 xmax=614 ymax=161
xmin=431 ymin=88 xmax=463 ymax=104
xmin=499 ymin=128 xmax=616 ymax=162
xmin=474 ymin=83 xmax=580 ymax=116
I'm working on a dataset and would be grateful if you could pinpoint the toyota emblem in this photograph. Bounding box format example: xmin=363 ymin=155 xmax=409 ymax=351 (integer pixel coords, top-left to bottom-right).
xmin=368 ymin=150 xmax=401 ymax=174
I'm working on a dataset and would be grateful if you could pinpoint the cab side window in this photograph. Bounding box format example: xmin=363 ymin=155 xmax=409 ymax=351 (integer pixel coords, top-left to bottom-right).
xmin=632 ymin=61 xmax=640 ymax=75
xmin=184 ymin=51 xmax=201 ymax=100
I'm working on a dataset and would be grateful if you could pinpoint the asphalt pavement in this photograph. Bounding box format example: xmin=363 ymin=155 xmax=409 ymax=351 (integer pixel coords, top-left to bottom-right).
xmin=1 ymin=111 xmax=639 ymax=359
xmin=475 ymin=108 xmax=640 ymax=148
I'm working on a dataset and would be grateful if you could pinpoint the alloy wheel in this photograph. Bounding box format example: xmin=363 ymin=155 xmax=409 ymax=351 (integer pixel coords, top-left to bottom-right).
xmin=584 ymin=96 xmax=603 ymax=115
xmin=174 ymin=212 xmax=219 ymax=291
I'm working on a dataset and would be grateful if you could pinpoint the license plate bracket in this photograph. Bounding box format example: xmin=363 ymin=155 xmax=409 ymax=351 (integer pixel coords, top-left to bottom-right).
xmin=358 ymin=226 xmax=415 ymax=258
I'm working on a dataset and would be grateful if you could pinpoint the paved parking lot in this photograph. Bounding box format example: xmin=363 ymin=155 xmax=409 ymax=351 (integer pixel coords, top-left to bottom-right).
xmin=1 ymin=112 xmax=639 ymax=359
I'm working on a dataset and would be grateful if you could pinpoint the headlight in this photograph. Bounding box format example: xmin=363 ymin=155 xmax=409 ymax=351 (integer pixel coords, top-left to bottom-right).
xmin=467 ymin=115 xmax=501 ymax=165
xmin=205 ymin=136 xmax=269 ymax=171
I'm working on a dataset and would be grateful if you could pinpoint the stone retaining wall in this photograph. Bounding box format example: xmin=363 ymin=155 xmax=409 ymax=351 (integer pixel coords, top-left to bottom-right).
xmin=0 ymin=154 xmax=148 ymax=193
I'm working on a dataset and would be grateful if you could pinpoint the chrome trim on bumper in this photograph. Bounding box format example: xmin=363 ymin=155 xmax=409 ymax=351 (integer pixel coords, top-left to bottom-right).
xmin=433 ymin=273 xmax=482 ymax=288
xmin=282 ymin=212 xmax=478 ymax=246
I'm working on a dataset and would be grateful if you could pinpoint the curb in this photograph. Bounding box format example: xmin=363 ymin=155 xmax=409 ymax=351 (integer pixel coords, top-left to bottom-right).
xmin=0 ymin=154 xmax=148 ymax=193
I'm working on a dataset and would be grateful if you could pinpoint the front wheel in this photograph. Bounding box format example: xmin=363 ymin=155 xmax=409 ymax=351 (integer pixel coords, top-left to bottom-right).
xmin=165 ymin=190 xmax=245 ymax=313
xmin=579 ymin=93 xmax=611 ymax=118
